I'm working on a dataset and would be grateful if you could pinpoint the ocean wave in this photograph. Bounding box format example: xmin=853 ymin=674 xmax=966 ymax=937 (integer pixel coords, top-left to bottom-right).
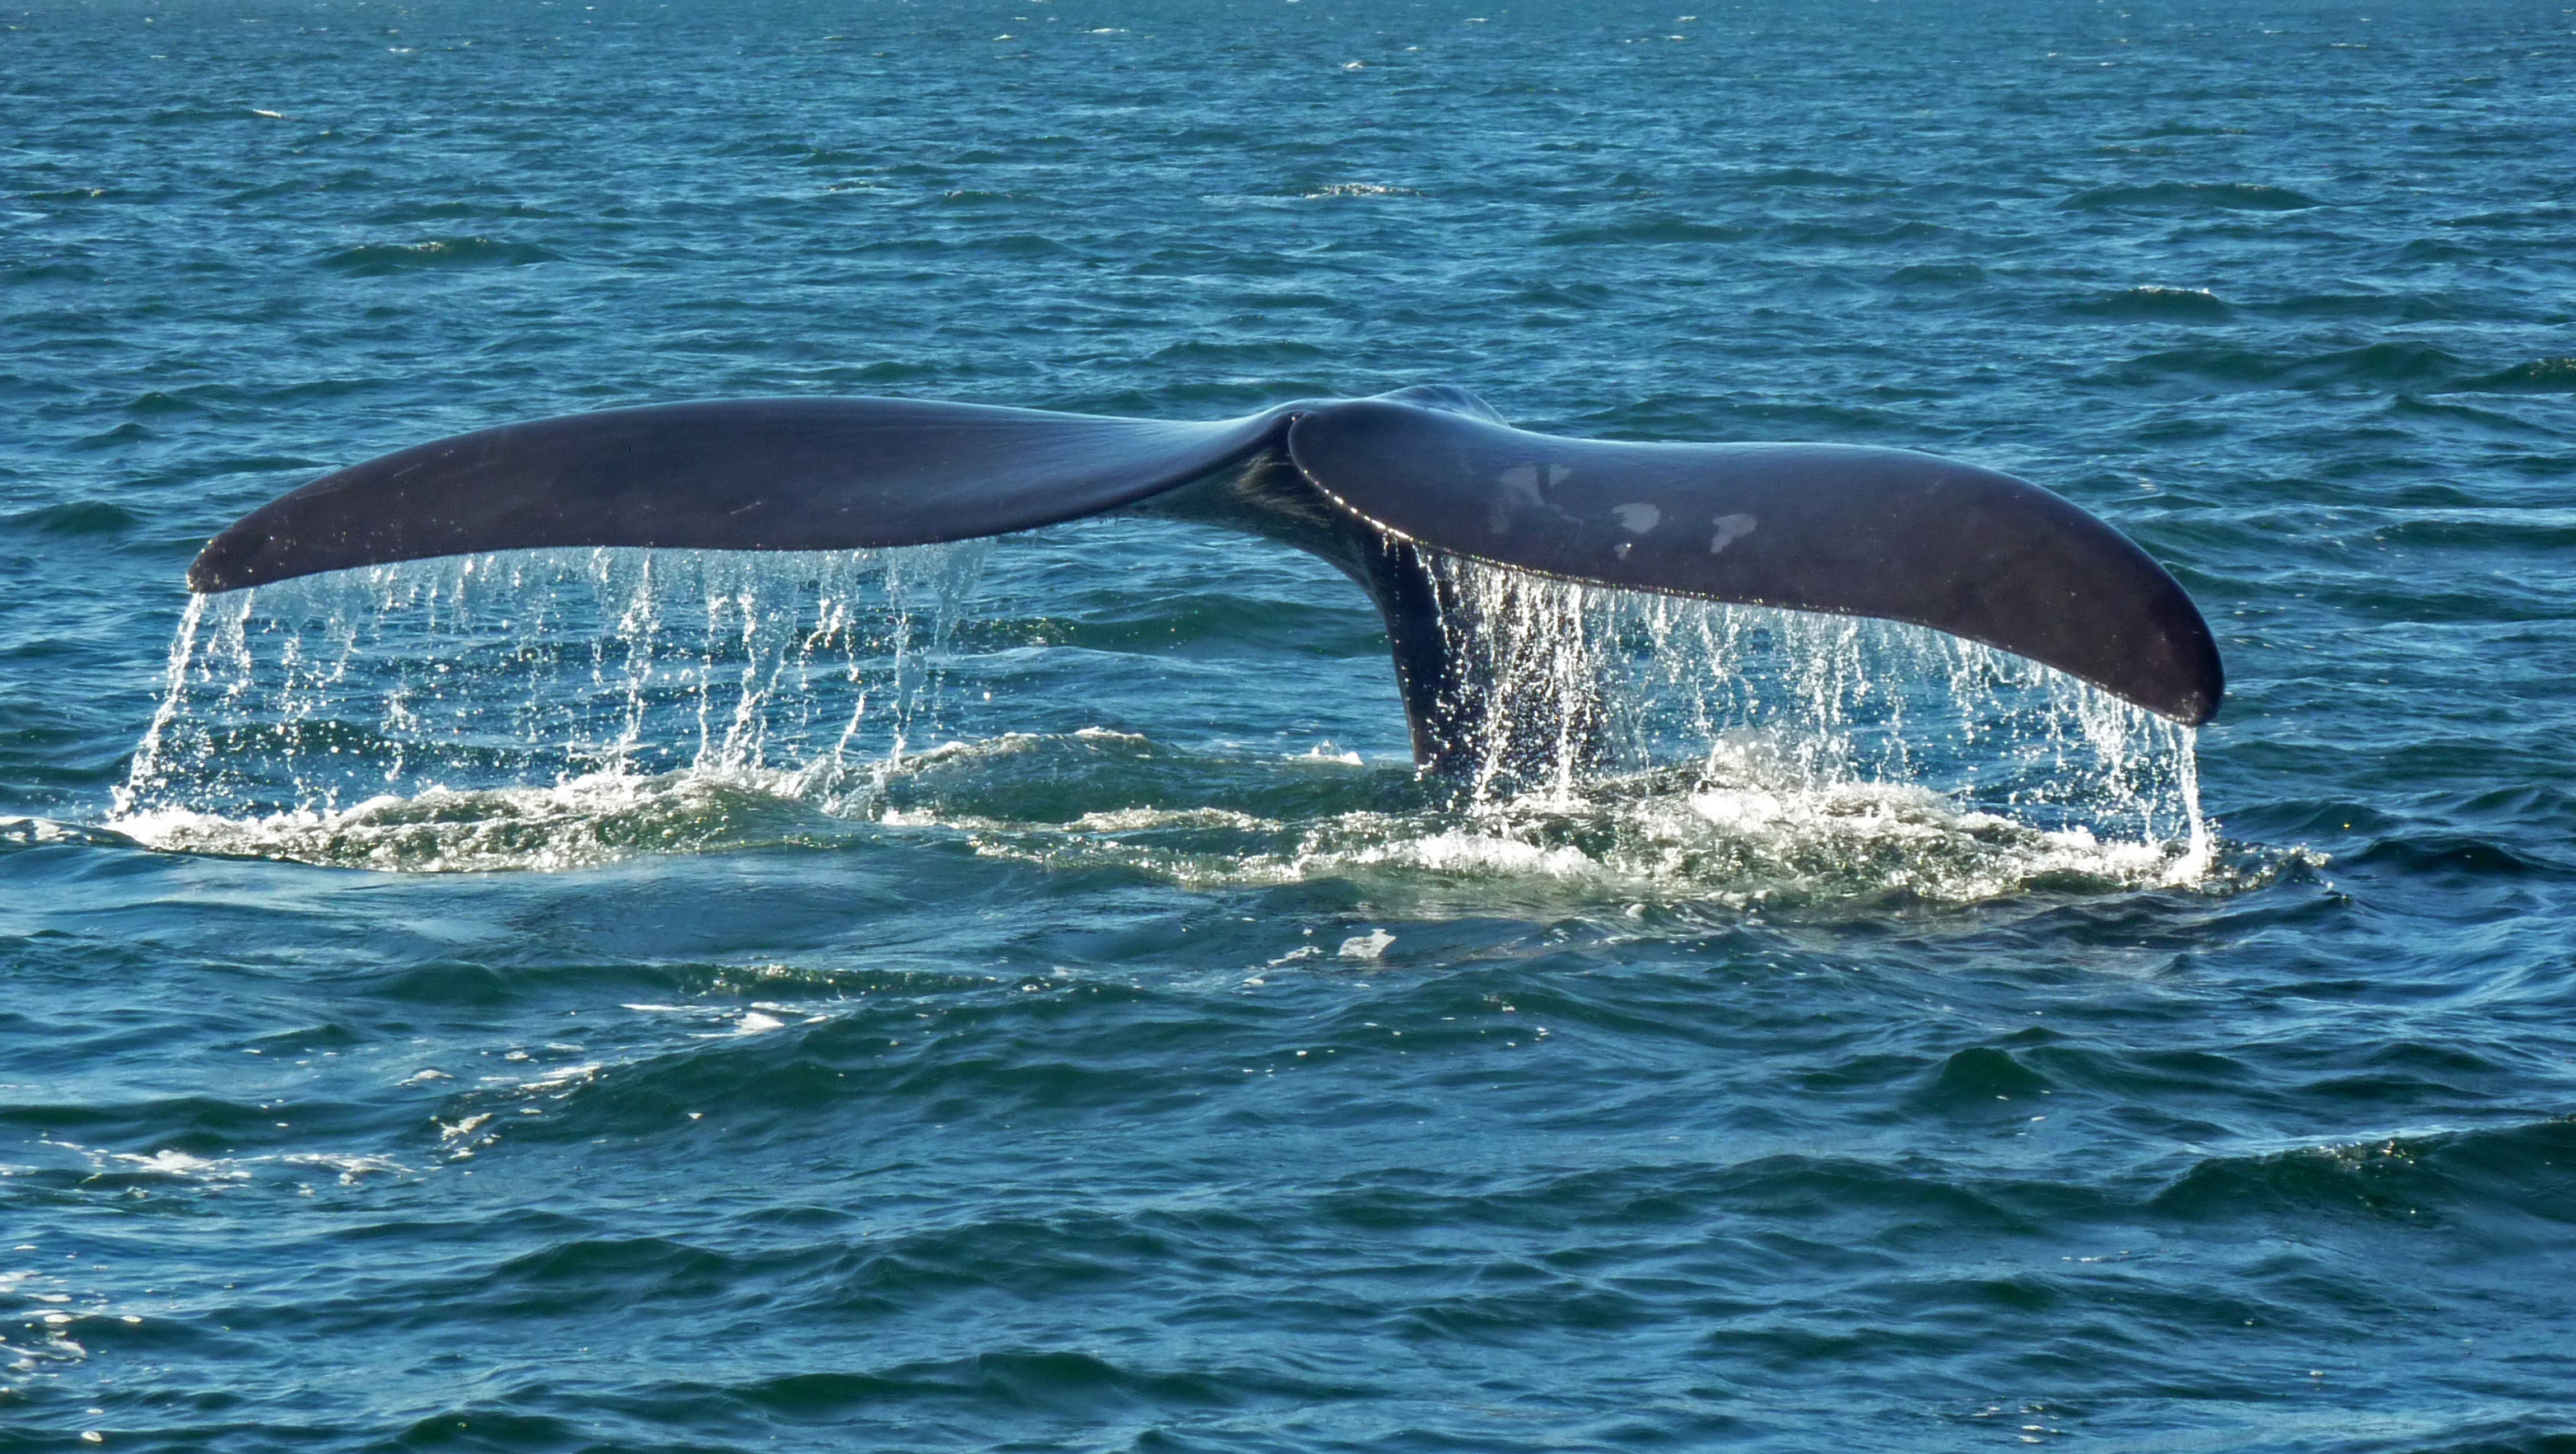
xmin=1538 ymin=217 xmax=1754 ymax=246
xmin=2457 ymin=357 xmax=2576 ymax=394
xmin=1884 ymin=262 xmax=1986 ymax=288
xmin=2151 ymin=1119 xmax=2576 ymax=1230
xmin=2344 ymin=831 xmax=2571 ymax=881
xmin=0 ymin=501 xmax=140 ymax=537
xmin=1 ymin=260 xmax=101 ymax=287
xmin=679 ymin=1349 xmax=1358 ymax=1419
xmin=2067 ymin=286 xmax=2233 ymax=321
xmin=362 ymin=200 xmax=567 ymax=225
xmin=2099 ymin=341 xmax=2467 ymax=393
xmin=1720 ymin=166 xmax=1887 ymax=189
xmin=316 ymin=237 xmax=565 ymax=274
xmin=2060 ymin=181 xmax=2324 ymax=212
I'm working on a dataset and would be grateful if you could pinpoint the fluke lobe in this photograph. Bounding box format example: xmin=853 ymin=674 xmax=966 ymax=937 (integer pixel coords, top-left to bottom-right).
xmin=189 ymin=385 xmax=2224 ymax=777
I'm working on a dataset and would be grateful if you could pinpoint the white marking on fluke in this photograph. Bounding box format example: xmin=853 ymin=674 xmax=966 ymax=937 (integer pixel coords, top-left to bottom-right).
xmin=1710 ymin=512 xmax=1757 ymax=554
xmin=1612 ymin=503 xmax=1661 ymax=534
xmin=1491 ymin=463 xmax=1546 ymax=531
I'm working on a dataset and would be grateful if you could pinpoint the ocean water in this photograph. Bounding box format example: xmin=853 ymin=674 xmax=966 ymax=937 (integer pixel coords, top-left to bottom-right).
xmin=5 ymin=0 xmax=2574 ymax=1448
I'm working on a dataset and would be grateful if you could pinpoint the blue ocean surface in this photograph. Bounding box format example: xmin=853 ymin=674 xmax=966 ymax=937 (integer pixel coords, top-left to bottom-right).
xmin=4 ymin=0 xmax=2574 ymax=1448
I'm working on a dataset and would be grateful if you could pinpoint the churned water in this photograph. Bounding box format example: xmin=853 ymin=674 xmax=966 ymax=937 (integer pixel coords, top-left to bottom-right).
xmin=4 ymin=0 xmax=2573 ymax=1449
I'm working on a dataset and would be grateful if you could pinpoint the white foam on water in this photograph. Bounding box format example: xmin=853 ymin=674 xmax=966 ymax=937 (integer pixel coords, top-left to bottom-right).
xmin=115 ymin=764 xmax=829 ymax=873
xmin=110 ymin=543 xmax=2213 ymax=906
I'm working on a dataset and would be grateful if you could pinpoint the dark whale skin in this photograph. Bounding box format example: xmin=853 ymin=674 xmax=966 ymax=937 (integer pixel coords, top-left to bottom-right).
xmin=190 ymin=386 xmax=2222 ymax=773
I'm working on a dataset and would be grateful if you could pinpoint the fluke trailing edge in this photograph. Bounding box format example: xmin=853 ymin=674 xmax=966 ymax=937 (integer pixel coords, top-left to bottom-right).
xmin=189 ymin=385 xmax=2224 ymax=775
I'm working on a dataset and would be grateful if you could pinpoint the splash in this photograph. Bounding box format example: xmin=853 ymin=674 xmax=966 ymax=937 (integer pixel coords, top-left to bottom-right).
xmin=110 ymin=543 xmax=2210 ymax=900
xmin=1421 ymin=555 xmax=2207 ymax=874
xmin=114 ymin=545 xmax=992 ymax=852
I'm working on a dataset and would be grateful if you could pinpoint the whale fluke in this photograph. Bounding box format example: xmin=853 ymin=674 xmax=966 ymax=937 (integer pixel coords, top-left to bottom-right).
xmin=185 ymin=398 xmax=1290 ymax=592
xmin=188 ymin=387 xmax=2222 ymax=774
xmin=1286 ymin=400 xmax=2223 ymax=728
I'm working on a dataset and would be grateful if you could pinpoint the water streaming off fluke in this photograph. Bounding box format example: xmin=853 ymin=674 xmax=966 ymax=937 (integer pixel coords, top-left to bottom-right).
xmin=114 ymin=543 xmax=2208 ymax=902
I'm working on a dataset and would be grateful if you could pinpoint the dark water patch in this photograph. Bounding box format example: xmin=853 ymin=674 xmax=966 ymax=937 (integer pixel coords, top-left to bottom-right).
xmin=68 ymin=422 xmax=153 ymax=451
xmin=2223 ymin=797 xmax=2399 ymax=844
xmin=1684 ymin=398 xmax=1911 ymax=437
xmin=1393 ymin=1277 xmax=1659 ymax=1341
xmin=493 ymin=1002 xmax=1224 ymax=1142
xmin=465 ymin=1235 xmax=740 ymax=1317
xmin=2153 ymin=1120 xmax=2576 ymax=1234
xmin=1915 ymin=1045 xmax=2056 ymax=1113
xmin=223 ymin=176 xmax=361 ymax=207
xmin=1718 ymin=166 xmax=1888 ymax=190
xmin=391 ymin=1407 xmax=584 ymax=1450
xmin=366 ymin=960 xmax=665 ymax=1009
xmin=710 ymin=1348 xmax=1341 ymax=1418
xmin=2458 ymin=358 xmax=2576 ymax=394
xmin=2383 ymin=395 xmax=2563 ymax=438
xmin=318 ymin=238 xmax=567 ymax=275
xmin=2393 ymin=236 xmax=2482 ymax=264
xmin=2369 ymin=512 xmax=2576 ymax=551
xmin=1539 ymin=217 xmax=1752 ymax=246
xmin=2354 ymin=1040 xmax=2516 ymax=1087
xmin=968 ymin=592 xmax=1384 ymax=657
xmin=960 ymin=232 xmax=1076 ymax=259
xmin=2344 ymin=833 xmax=2569 ymax=883
xmin=877 ymin=738 xmax=1421 ymax=831
xmin=1770 ymin=217 xmax=1947 ymax=247
xmin=2443 ymin=206 xmax=2576 ymax=231
xmin=1145 ymin=338 xmax=1332 ymax=367
xmin=768 ymin=1212 xmax=1185 ymax=1311
xmin=2060 ymin=181 xmax=2323 ymax=212
xmin=2067 ymin=286 xmax=2233 ymax=320
xmin=2126 ymin=121 xmax=2252 ymax=139
xmin=1295 ymin=1156 xmax=2050 ymax=1242
xmin=931 ymin=188 xmax=1038 ymax=209
xmin=145 ymin=106 xmax=295 ymax=127
xmin=123 ymin=390 xmax=207 ymax=417
xmin=2023 ymin=1041 xmax=2260 ymax=1103
xmin=2130 ymin=414 xmax=2232 ymax=443
xmin=2098 ymin=341 xmax=2467 ymax=393
xmin=2091 ymin=344 xmax=2277 ymax=391
xmin=133 ymin=456 xmax=331 ymax=493
xmin=1502 ymin=281 xmax=1607 ymax=311
xmin=2 ymin=261 xmax=100 ymax=287
xmin=1884 ymin=262 xmax=1986 ymax=288
xmin=0 ymin=1092 xmax=321 ymax=1159
xmin=2 ymin=501 xmax=142 ymax=536
xmin=2279 ymin=343 xmax=2466 ymax=390
xmin=2152 ymin=1138 xmax=2438 ymax=1225
xmin=2442 ymin=783 xmax=2576 ymax=837
xmin=2350 ymin=1419 xmax=2576 ymax=1454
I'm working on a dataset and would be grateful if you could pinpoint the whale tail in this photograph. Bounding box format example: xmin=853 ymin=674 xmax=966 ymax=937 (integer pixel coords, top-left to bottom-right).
xmin=187 ymin=387 xmax=2222 ymax=775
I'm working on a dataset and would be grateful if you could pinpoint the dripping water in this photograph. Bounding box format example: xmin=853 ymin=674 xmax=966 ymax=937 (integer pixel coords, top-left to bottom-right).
xmin=110 ymin=543 xmax=2211 ymax=900
xmin=113 ymin=545 xmax=992 ymax=870
xmin=1417 ymin=554 xmax=2210 ymax=895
